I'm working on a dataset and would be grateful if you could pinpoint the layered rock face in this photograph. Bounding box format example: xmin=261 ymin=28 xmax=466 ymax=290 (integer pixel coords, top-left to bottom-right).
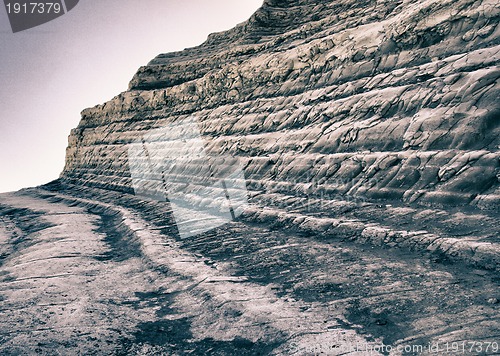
xmin=63 ymin=0 xmax=499 ymax=211
xmin=2 ymin=1 xmax=500 ymax=353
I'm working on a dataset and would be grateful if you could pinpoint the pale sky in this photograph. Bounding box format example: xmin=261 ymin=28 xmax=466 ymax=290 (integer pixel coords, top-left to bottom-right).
xmin=0 ymin=0 xmax=263 ymax=193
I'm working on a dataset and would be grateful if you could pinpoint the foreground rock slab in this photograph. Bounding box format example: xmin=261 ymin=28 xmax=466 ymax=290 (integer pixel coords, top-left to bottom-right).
xmin=0 ymin=188 xmax=498 ymax=355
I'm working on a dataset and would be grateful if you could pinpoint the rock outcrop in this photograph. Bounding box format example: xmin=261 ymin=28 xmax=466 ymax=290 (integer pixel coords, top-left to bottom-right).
xmin=63 ymin=0 xmax=500 ymax=210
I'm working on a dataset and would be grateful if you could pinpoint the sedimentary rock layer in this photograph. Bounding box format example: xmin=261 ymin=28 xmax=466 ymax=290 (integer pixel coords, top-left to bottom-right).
xmin=62 ymin=0 xmax=499 ymax=210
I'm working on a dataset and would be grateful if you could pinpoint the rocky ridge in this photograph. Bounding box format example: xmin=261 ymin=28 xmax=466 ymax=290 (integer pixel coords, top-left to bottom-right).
xmin=65 ymin=0 xmax=500 ymax=206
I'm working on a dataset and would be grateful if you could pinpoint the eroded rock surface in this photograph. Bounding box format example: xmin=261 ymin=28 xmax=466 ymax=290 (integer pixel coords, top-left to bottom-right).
xmin=60 ymin=0 xmax=500 ymax=271
xmin=0 ymin=187 xmax=499 ymax=355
